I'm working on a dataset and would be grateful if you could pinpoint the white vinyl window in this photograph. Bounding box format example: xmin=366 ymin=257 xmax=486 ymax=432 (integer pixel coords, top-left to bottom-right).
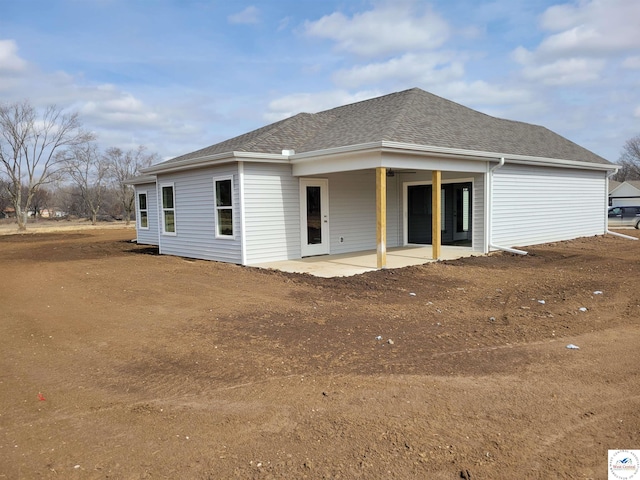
xmin=161 ymin=184 xmax=176 ymax=235
xmin=138 ymin=192 xmax=148 ymax=229
xmin=213 ymin=177 xmax=234 ymax=238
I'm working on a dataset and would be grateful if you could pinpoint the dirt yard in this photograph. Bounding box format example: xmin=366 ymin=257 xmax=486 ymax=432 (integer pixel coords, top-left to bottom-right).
xmin=1 ymin=228 xmax=639 ymax=479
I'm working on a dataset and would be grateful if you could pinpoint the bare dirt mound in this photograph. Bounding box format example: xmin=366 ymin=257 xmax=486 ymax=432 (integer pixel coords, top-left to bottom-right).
xmin=1 ymin=228 xmax=639 ymax=479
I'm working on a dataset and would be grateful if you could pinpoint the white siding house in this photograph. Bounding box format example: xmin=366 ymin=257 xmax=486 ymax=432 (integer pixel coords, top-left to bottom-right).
xmin=128 ymin=88 xmax=616 ymax=269
xmin=609 ymin=181 xmax=640 ymax=207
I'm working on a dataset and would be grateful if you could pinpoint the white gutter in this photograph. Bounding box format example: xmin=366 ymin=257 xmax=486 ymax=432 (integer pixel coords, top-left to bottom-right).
xmin=142 ymin=140 xmax=617 ymax=176
xmin=142 ymin=151 xmax=289 ymax=175
xmin=124 ymin=174 xmax=157 ymax=185
xmin=290 ymin=141 xmax=617 ymax=172
xmin=487 ymin=157 xmax=528 ymax=255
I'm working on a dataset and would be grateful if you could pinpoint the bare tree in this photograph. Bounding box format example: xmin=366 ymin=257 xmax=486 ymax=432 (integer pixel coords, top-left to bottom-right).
xmin=105 ymin=146 xmax=158 ymax=225
xmin=25 ymin=185 xmax=51 ymax=220
xmin=0 ymin=177 xmax=11 ymax=218
xmin=0 ymin=100 xmax=93 ymax=230
xmin=615 ymin=134 xmax=640 ymax=181
xmin=64 ymin=142 xmax=110 ymax=225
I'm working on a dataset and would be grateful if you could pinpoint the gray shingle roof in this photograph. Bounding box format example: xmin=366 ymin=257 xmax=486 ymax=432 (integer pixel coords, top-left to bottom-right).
xmin=160 ymin=88 xmax=610 ymax=166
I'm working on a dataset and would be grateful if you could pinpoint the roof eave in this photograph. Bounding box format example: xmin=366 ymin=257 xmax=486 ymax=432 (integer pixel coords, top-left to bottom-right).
xmin=141 ymin=151 xmax=290 ymax=175
xmin=290 ymin=141 xmax=617 ymax=172
xmin=124 ymin=175 xmax=157 ymax=185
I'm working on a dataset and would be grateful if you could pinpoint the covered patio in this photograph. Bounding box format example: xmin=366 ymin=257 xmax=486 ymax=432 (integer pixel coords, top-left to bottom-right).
xmin=252 ymin=244 xmax=479 ymax=278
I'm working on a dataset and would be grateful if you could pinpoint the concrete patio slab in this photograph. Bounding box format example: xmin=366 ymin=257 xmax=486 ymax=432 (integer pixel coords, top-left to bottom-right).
xmin=252 ymin=245 xmax=480 ymax=278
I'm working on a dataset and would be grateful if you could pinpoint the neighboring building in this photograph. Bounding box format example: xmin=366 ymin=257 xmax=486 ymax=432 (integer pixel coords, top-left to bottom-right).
xmin=28 ymin=208 xmax=66 ymax=218
xmin=609 ymin=180 xmax=640 ymax=206
xmin=1 ymin=207 xmax=15 ymax=219
xmin=127 ymin=88 xmax=616 ymax=268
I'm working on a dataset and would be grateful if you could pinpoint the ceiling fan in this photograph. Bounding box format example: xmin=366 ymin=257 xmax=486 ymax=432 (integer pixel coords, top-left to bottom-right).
xmin=386 ymin=169 xmax=417 ymax=177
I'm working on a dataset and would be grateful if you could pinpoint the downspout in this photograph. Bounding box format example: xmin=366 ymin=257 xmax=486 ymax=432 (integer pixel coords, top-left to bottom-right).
xmin=488 ymin=157 xmax=528 ymax=255
xmin=605 ymin=168 xmax=638 ymax=241
xmin=238 ymin=161 xmax=248 ymax=264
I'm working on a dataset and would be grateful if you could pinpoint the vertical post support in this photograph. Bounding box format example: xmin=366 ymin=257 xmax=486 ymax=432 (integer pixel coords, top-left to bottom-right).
xmin=376 ymin=167 xmax=387 ymax=269
xmin=432 ymin=170 xmax=442 ymax=260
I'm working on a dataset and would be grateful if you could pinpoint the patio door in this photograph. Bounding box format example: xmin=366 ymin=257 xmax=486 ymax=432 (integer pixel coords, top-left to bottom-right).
xmin=453 ymin=183 xmax=472 ymax=242
xmin=406 ymin=181 xmax=472 ymax=245
xmin=300 ymin=178 xmax=329 ymax=257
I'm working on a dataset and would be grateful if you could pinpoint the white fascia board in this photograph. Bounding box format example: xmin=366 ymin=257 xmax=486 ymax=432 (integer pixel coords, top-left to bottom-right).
xmin=290 ymin=141 xmax=617 ymax=174
xmin=141 ymin=151 xmax=289 ymax=175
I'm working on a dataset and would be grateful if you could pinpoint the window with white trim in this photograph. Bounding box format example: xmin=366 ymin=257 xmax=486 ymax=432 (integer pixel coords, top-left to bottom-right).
xmin=138 ymin=192 xmax=148 ymax=229
xmin=214 ymin=177 xmax=234 ymax=237
xmin=161 ymin=184 xmax=176 ymax=234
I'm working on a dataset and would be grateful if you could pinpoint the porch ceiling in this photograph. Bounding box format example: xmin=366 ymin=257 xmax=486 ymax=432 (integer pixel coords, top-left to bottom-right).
xmin=291 ymin=145 xmax=489 ymax=177
xmin=251 ymin=245 xmax=480 ymax=278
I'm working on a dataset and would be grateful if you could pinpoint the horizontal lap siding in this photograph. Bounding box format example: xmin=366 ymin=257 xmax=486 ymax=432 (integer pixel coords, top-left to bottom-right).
xmin=492 ymin=165 xmax=606 ymax=247
xmin=135 ymin=183 xmax=158 ymax=245
xmin=158 ymin=166 xmax=242 ymax=263
xmin=244 ymin=163 xmax=300 ymax=264
xmin=328 ymin=171 xmax=376 ymax=254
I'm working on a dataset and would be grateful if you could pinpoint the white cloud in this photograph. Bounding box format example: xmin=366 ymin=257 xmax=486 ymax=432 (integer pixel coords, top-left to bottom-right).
xmin=228 ymin=6 xmax=260 ymax=25
xmin=518 ymin=57 xmax=606 ymax=86
xmin=80 ymin=91 xmax=162 ymax=129
xmin=635 ymin=106 xmax=640 ymax=118
xmin=264 ymin=89 xmax=383 ymax=122
xmin=333 ymin=52 xmax=464 ymax=89
xmin=278 ymin=16 xmax=292 ymax=32
xmin=512 ymin=0 xmax=640 ymax=87
xmin=435 ymin=80 xmax=532 ymax=108
xmin=0 ymin=39 xmax=28 ymax=73
xmin=538 ymin=0 xmax=640 ymax=57
xmin=304 ymin=2 xmax=449 ymax=57
xmin=622 ymin=56 xmax=640 ymax=69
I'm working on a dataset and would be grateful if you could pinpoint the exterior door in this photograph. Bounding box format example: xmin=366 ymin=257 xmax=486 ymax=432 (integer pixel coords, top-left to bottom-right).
xmin=407 ymin=185 xmax=432 ymax=244
xmin=300 ymin=178 xmax=329 ymax=257
xmin=453 ymin=183 xmax=472 ymax=242
xmin=406 ymin=181 xmax=472 ymax=245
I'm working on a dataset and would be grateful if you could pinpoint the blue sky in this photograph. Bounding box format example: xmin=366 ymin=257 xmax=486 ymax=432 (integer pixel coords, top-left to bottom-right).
xmin=1 ymin=0 xmax=639 ymax=162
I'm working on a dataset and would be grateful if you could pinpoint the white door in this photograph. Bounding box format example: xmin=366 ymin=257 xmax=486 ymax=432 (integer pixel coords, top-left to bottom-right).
xmin=300 ymin=178 xmax=329 ymax=257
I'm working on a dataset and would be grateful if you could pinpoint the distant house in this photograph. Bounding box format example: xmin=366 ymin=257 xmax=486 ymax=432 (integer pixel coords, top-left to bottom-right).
xmin=27 ymin=208 xmax=65 ymax=218
xmin=609 ymin=180 xmax=640 ymax=206
xmin=127 ymin=88 xmax=616 ymax=268
xmin=1 ymin=206 xmax=15 ymax=219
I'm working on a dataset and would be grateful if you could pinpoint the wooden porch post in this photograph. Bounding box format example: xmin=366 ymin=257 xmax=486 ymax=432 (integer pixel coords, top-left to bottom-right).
xmin=432 ymin=170 xmax=442 ymax=260
xmin=376 ymin=167 xmax=387 ymax=269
